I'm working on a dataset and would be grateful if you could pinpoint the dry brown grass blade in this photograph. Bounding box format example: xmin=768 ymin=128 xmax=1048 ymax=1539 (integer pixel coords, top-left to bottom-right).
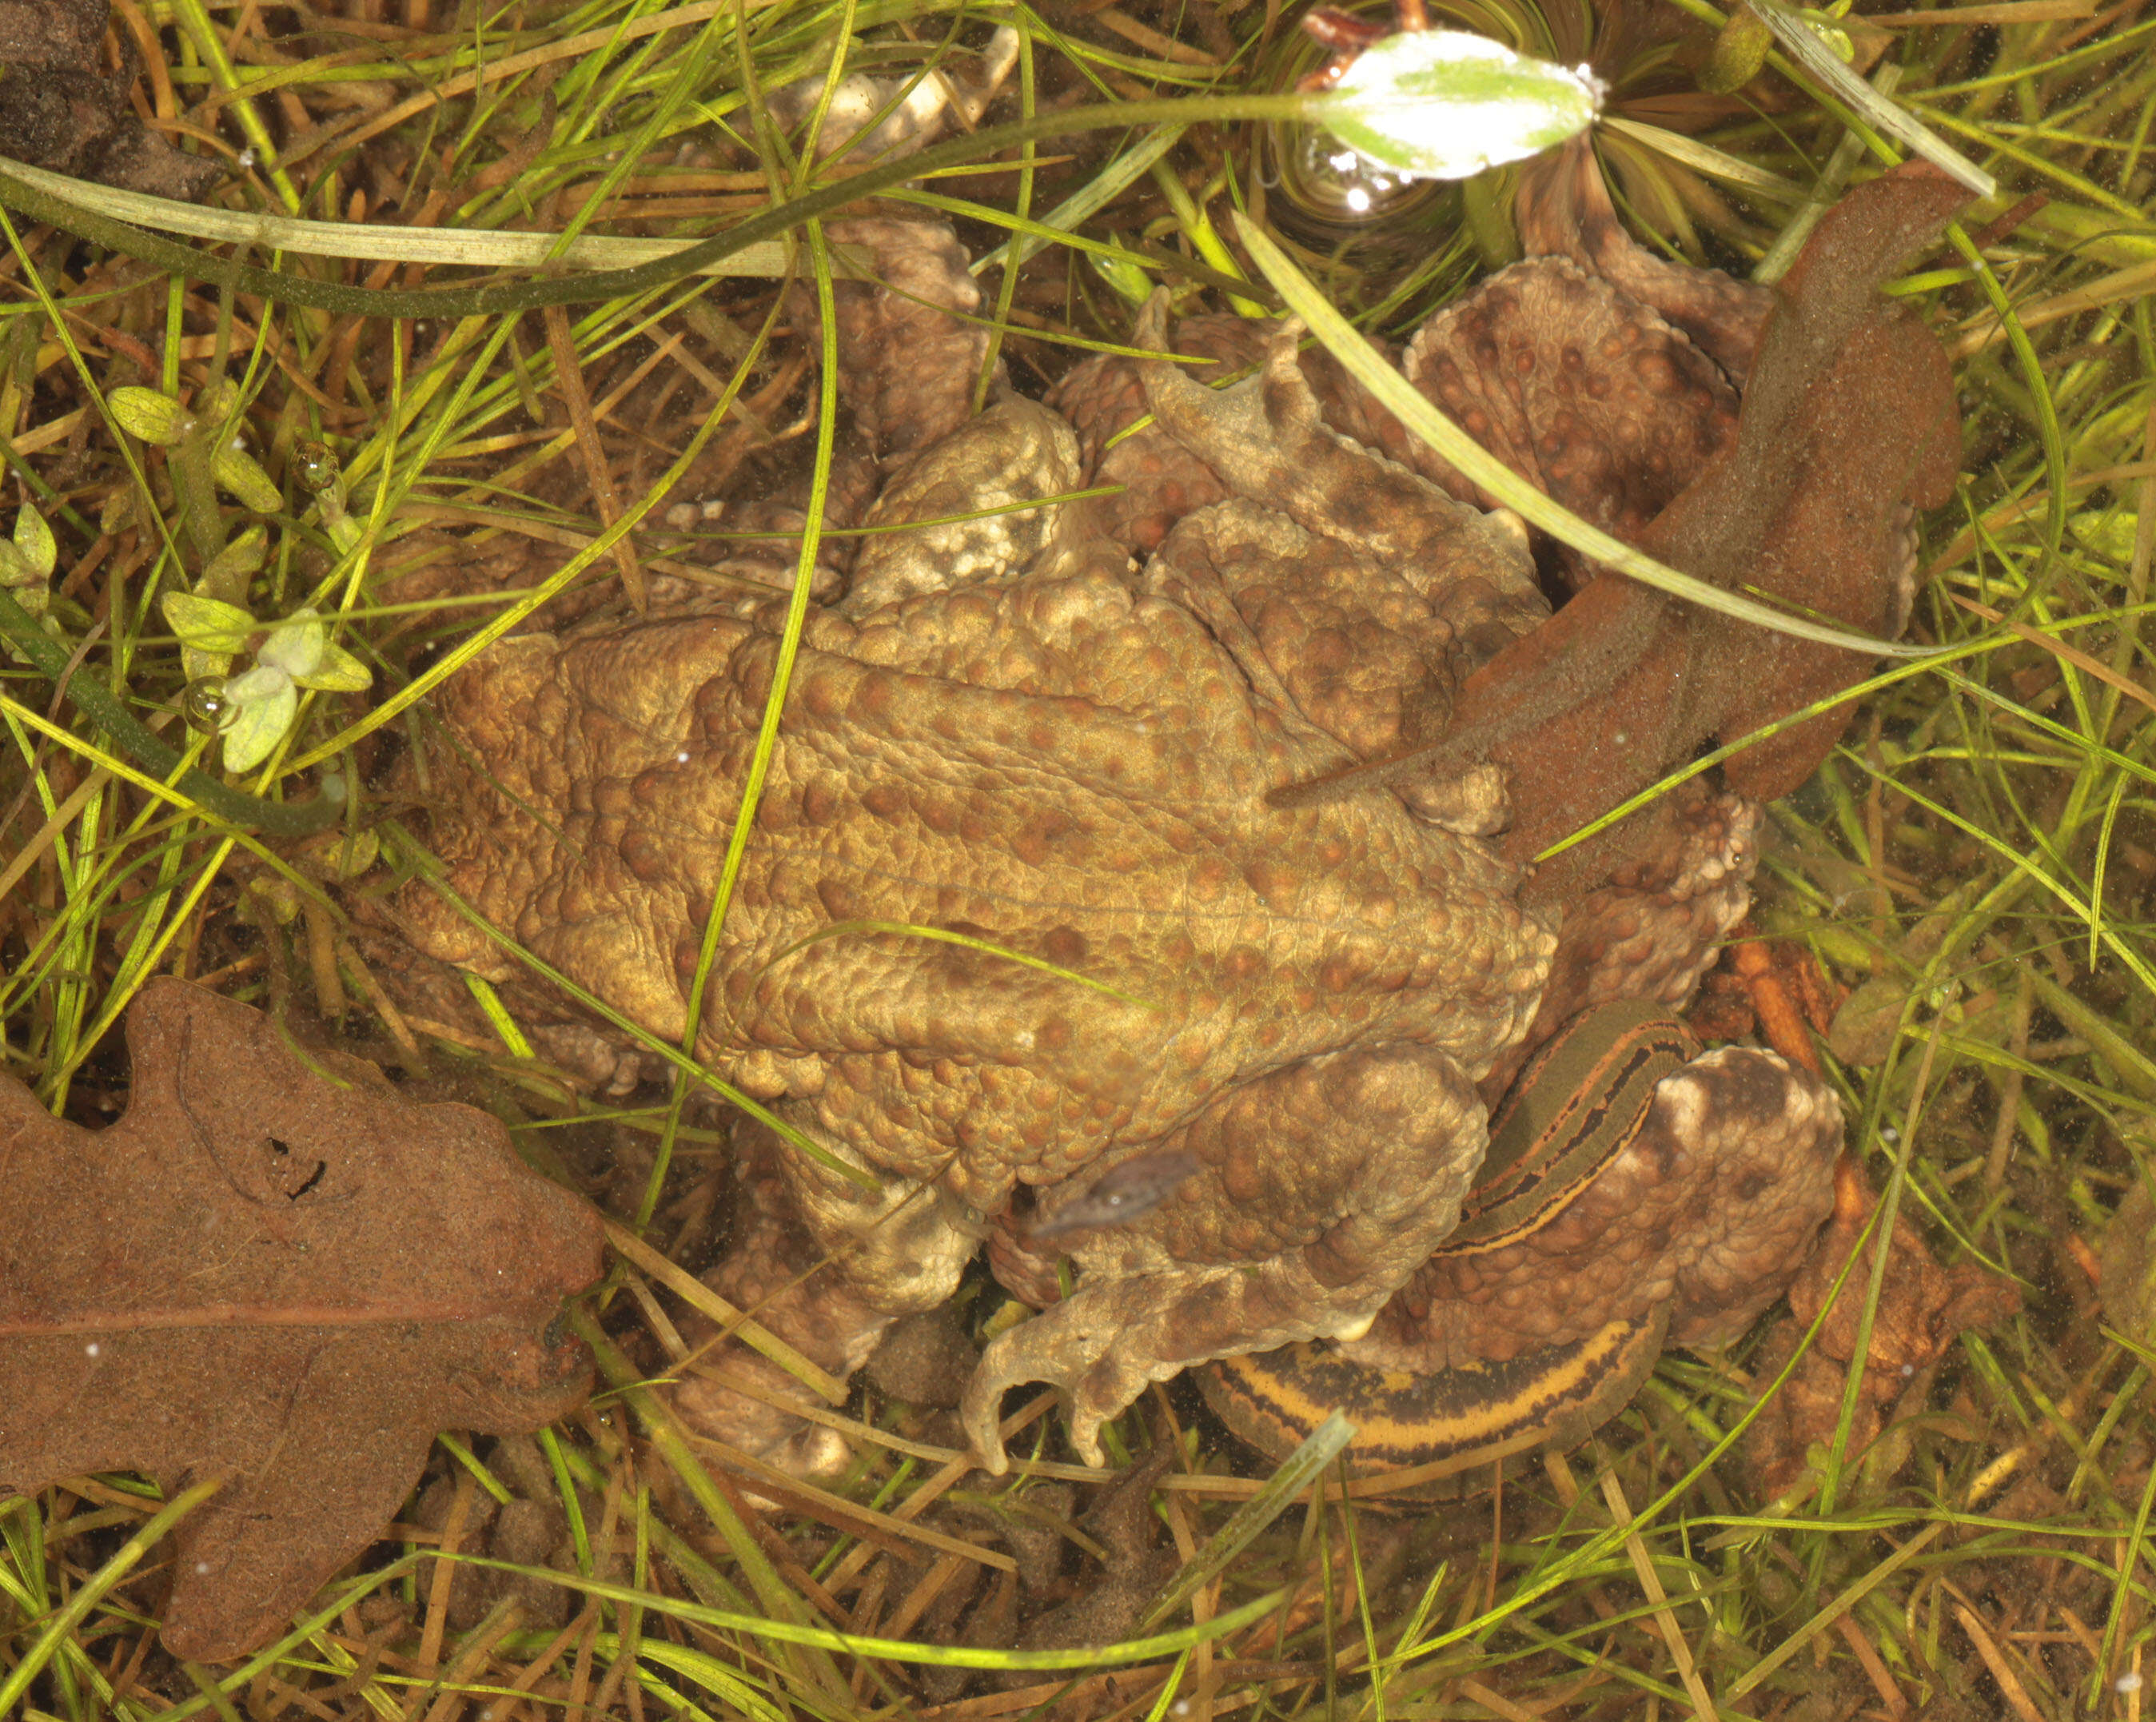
xmin=1832 ymin=1613 xmax=1910 ymax=1719
xmin=1949 ymin=592 xmax=2156 ymax=719
xmin=542 ymin=304 xmax=646 ymax=612
xmin=1457 ymin=1675 xmax=1554 ymax=1720
xmin=602 ymin=1217 xmax=847 ymax=1401
xmin=1596 ymin=1469 xmax=1720 ymax=1722
xmin=688 ymin=1423 xmax=1020 ymax=1573
xmin=1954 ymin=256 xmax=2156 ymax=358
xmin=1874 ymin=0 xmax=2094 ymax=22
xmin=277 ymin=0 xmax=787 ymax=162
xmin=397 ymin=504 xmax=729 ymax=587
xmin=416 ymin=1468 xmax=478 ymax=1678
xmin=1954 ymin=1602 xmax=2050 ymax=1722
xmin=1729 ymin=1525 xmax=1945 ymax=1697
xmin=417 ymin=1597 xmax=528 ymax=1722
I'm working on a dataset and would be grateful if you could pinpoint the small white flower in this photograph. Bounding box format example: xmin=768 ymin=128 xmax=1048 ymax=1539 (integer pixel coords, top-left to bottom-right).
xmin=1311 ymin=29 xmax=1600 ymax=182
xmin=161 ymin=597 xmax=372 ymax=771
xmin=219 ymin=664 xmax=300 ymax=771
xmin=257 ymin=612 xmax=328 ymax=682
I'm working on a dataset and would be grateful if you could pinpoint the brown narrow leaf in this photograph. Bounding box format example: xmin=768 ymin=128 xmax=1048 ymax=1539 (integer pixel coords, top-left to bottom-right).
xmin=543 ymin=302 xmax=645 ymax=612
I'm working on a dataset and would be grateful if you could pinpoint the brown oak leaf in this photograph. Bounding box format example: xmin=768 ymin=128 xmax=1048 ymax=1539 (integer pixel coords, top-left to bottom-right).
xmin=0 ymin=978 xmax=604 ymax=1661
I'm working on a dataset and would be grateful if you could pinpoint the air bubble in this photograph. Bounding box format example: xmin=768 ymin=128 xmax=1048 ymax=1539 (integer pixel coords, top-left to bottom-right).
xmin=293 ymin=439 xmax=341 ymax=494
xmin=181 ymin=677 xmax=231 ymax=733
xmin=1271 ymin=123 xmax=1437 ymax=231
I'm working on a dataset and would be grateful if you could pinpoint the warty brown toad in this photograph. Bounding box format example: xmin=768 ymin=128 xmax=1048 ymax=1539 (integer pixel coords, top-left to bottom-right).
xmin=389 ymin=261 xmax=1561 ymax=1473
xmin=377 ymin=142 xmax=1964 ymax=1479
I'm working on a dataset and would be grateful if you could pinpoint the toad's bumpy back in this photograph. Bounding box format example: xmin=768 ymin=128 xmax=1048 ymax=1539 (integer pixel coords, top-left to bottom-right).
xmin=379 ymin=146 xmax=1963 ymax=1481
xmin=392 ymin=333 xmax=1557 ymax=1473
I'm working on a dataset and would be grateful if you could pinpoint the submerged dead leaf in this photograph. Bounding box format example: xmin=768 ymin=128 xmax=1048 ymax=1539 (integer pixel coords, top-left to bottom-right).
xmin=0 ymin=2 xmax=219 ymax=201
xmin=2098 ymin=1173 xmax=2156 ymax=1341
xmin=1747 ymin=1159 xmax=2019 ymax=1499
xmin=0 ymin=978 xmax=604 ymax=1661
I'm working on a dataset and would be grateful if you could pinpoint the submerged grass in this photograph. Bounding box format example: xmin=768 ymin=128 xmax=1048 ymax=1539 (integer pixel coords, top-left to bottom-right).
xmin=2 ymin=0 xmax=2155 ymax=1716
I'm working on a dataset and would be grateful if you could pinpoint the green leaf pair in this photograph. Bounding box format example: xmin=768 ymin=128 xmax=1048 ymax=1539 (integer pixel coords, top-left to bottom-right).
xmin=0 ymin=505 xmax=55 ymax=620
xmin=109 ymin=384 xmax=283 ymax=514
xmin=159 ymin=596 xmax=372 ymax=773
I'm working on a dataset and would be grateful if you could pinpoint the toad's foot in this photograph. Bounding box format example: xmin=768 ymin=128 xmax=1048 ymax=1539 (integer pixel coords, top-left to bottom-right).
xmin=668 ymin=1121 xmax=978 ymax=1477
xmin=672 ymin=1349 xmax=858 ymax=1481
xmin=958 ymin=1040 xmax=1499 ymax=1472
xmin=960 ymin=1258 xmax=1383 ymax=1472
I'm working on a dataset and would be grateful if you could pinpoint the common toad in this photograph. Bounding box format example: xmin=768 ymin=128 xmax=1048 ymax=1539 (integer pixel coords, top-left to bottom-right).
xmin=395 ymin=289 xmax=1554 ymax=1473
xmin=383 ymin=144 xmax=1963 ymax=1476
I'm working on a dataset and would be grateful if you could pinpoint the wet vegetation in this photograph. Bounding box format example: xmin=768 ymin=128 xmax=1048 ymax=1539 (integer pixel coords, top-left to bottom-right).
xmin=4 ymin=0 xmax=2156 ymax=1716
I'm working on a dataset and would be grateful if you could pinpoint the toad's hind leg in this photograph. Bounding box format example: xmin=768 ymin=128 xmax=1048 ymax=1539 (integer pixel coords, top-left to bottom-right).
xmin=1196 ymin=1003 xmax=1842 ymax=1477
xmin=671 ymin=1119 xmax=977 ymax=1477
xmin=959 ymin=1040 xmax=1492 ymax=1474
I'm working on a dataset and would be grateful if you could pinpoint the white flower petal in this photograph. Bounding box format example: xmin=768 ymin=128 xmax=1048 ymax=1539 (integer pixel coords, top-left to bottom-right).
xmin=257 ymin=609 xmax=327 ymax=680
xmin=221 ymin=664 xmax=289 ymax=704
xmin=219 ymin=677 xmax=297 ymax=771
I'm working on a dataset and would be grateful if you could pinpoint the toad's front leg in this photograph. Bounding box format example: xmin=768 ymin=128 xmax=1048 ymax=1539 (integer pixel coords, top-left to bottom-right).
xmin=959 ymin=1041 xmax=1489 ymax=1473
